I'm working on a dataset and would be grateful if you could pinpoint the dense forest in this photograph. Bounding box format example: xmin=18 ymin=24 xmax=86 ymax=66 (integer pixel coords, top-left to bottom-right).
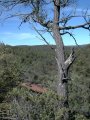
xmin=0 ymin=43 xmax=90 ymax=120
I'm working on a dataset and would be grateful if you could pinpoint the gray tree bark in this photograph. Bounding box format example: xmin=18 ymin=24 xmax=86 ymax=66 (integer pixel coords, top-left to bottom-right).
xmin=53 ymin=0 xmax=75 ymax=119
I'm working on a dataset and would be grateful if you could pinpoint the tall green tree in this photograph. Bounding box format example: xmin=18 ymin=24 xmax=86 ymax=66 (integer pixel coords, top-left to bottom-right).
xmin=0 ymin=0 xmax=90 ymax=119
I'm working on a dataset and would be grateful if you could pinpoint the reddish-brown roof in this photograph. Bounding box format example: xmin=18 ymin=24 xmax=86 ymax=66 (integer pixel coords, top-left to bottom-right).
xmin=20 ymin=82 xmax=47 ymax=93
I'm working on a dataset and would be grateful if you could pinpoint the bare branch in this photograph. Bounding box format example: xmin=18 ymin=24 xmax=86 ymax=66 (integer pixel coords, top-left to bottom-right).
xmin=47 ymin=29 xmax=55 ymax=39
xmin=2 ymin=12 xmax=33 ymax=22
xmin=59 ymin=21 xmax=90 ymax=30
xmin=64 ymin=47 xmax=76 ymax=69
xmin=61 ymin=31 xmax=79 ymax=46
xmin=32 ymin=18 xmax=52 ymax=29
xmin=1 ymin=11 xmax=53 ymax=30
xmin=60 ymin=15 xmax=90 ymax=23
xmin=33 ymin=26 xmax=54 ymax=50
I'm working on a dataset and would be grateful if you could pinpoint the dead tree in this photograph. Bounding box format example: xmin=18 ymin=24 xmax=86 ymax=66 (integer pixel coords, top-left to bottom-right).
xmin=0 ymin=0 xmax=90 ymax=119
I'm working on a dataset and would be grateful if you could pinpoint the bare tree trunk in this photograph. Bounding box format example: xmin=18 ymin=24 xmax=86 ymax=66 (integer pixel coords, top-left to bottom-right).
xmin=53 ymin=0 xmax=68 ymax=103
xmin=53 ymin=0 xmax=75 ymax=120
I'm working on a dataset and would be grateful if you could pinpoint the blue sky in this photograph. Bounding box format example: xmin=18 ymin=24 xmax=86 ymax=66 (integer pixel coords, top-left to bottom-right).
xmin=0 ymin=0 xmax=90 ymax=46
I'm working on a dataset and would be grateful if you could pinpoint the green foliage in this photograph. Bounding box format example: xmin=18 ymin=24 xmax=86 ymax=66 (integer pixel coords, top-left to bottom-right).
xmin=0 ymin=44 xmax=90 ymax=119
xmin=0 ymin=44 xmax=23 ymax=102
xmin=75 ymin=114 xmax=88 ymax=120
xmin=7 ymin=87 xmax=68 ymax=120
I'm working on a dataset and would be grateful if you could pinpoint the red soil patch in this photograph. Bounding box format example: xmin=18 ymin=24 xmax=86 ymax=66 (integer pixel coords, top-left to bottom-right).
xmin=20 ymin=82 xmax=47 ymax=93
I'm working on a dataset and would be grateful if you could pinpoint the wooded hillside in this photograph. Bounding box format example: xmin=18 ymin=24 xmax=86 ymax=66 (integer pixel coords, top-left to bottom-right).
xmin=0 ymin=44 xmax=90 ymax=120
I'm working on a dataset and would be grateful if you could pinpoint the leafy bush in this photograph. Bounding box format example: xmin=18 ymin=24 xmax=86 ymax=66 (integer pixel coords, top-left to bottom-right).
xmin=0 ymin=45 xmax=22 ymax=102
xmin=7 ymin=88 xmax=69 ymax=120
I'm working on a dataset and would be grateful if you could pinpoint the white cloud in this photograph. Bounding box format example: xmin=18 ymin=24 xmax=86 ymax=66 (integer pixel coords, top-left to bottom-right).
xmin=15 ymin=33 xmax=35 ymax=40
xmin=0 ymin=32 xmax=36 ymax=41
